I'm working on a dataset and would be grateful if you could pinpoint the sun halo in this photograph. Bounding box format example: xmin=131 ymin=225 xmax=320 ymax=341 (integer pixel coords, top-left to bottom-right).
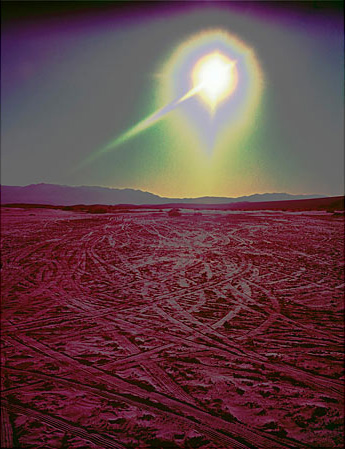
xmin=192 ymin=51 xmax=238 ymax=112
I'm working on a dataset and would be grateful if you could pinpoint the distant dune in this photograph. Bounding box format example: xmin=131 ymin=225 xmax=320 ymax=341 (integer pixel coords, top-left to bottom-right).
xmin=0 ymin=183 xmax=325 ymax=206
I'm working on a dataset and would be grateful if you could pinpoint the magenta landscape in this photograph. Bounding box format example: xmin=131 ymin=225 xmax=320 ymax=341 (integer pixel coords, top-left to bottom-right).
xmin=1 ymin=2 xmax=344 ymax=449
xmin=1 ymin=207 xmax=344 ymax=448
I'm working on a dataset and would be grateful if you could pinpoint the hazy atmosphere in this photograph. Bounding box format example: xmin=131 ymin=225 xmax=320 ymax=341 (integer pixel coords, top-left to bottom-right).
xmin=1 ymin=3 xmax=344 ymax=449
xmin=2 ymin=1 xmax=344 ymax=197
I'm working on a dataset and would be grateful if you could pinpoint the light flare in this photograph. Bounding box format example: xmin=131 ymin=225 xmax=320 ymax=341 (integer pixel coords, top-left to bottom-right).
xmin=159 ymin=29 xmax=264 ymax=154
xmin=77 ymin=29 xmax=263 ymax=170
xmin=192 ymin=52 xmax=238 ymax=112
xmin=78 ymin=83 xmax=203 ymax=168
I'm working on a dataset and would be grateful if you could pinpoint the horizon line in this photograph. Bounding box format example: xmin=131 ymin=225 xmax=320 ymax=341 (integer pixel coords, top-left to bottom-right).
xmin=0 ymin=182 xmax=335 ymax=200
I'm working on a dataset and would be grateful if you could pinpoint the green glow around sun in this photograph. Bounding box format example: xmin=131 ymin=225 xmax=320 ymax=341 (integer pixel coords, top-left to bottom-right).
xmin=76 ymin=28 xmax=264 ymax=198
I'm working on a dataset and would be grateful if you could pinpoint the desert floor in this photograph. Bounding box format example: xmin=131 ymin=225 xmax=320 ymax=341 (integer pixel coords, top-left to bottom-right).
xmin=1 ymin=208 xmax=344 ymax=449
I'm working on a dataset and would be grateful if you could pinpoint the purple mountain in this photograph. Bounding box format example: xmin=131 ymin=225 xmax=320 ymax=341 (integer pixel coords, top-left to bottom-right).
xmin=0 ymin=183 xmax=323 ymax=206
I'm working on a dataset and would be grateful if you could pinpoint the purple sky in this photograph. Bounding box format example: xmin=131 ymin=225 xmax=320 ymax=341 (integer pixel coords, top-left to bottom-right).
xmin=1 ymin=1 xmax=344 ymax=197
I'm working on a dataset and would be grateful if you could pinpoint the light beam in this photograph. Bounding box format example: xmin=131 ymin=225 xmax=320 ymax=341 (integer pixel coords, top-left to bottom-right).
xmin=78 ymin=84 xmax=203 ymax=168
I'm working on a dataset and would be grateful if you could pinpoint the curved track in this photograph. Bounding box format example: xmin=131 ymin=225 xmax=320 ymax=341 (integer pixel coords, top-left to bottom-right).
xmin=1 ymin=208 xmax=344 ymax=448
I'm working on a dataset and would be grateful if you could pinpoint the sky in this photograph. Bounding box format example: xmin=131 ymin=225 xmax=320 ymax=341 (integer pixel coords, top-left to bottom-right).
xmin=1 ymin=1 xmax=344 ymax=198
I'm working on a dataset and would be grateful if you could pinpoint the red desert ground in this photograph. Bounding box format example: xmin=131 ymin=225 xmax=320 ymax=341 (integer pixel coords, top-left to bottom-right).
xmin=1 ymin=193 xmax=344 ymax=449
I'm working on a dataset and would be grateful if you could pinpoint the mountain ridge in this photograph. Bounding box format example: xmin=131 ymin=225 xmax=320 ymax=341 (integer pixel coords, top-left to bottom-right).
xmin=0 ymin=183 xmax=325 ymax=206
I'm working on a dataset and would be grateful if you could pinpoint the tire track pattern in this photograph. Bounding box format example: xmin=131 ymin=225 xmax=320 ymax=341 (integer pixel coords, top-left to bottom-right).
xmin=1 ymin=209 xmax=344 ymax=448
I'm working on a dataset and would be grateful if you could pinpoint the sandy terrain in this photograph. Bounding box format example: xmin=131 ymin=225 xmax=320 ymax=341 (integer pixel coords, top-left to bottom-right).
xmin=1 ymin=208 xmax=344 ymax=449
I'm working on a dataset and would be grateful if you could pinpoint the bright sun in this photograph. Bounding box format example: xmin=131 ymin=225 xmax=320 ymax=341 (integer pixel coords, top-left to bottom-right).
xmin=192 ymin=52 xmax=238 ymax=111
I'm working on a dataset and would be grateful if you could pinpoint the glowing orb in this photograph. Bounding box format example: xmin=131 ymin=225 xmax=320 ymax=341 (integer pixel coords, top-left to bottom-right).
xmin=79 ymin=30 xmax=263 ymax=169
xmin=192 ymin=52 xmax=238 ymax=111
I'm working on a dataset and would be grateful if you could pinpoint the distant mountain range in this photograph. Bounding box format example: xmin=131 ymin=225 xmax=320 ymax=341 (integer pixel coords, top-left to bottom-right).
xmin=0 ymin=183 xmax=324 ymax=206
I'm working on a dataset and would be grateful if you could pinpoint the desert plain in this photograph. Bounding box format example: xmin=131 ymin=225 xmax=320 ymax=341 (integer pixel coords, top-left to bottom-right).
xmin=1 ymin=207 xmax=344 ymax=448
